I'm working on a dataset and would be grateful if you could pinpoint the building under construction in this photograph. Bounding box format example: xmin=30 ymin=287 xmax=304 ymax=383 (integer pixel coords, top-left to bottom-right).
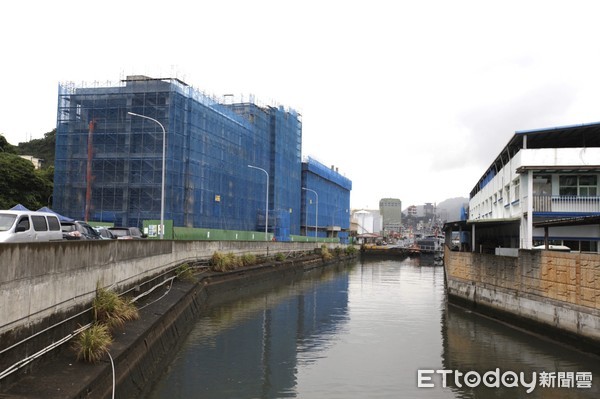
xmin=301 ymin=158 xmax=352 ymax=243
xmin=53 ymin=75 xmax=350 ymax=240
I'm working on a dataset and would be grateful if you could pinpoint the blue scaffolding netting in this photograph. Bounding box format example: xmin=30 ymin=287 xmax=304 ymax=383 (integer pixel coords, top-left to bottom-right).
xmin=301 ymin=157 xmax=352 ymax=242
xmin=54 ymin=76 xmax=351 ymax=241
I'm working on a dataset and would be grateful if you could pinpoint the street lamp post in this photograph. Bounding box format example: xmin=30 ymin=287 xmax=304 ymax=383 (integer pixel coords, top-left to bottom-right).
xmin=128 ymin=112 xmax=166 ymax=239
xmin=248 ymin=165 xmax=269 ymax=241
xmin=331 ymin=207 xmax=348 ymax=241
xmin=302 ymin=187 xmax=318 ymax=239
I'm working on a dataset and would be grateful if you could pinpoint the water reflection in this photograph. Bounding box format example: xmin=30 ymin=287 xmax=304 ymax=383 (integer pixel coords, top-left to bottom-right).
xmin=442 ymin=302 xmax=600 ymax=398
xmin=146 ymin=265 xmax=351 ymax=399
xmin=145 ymin=258 xmax=599 ymax=399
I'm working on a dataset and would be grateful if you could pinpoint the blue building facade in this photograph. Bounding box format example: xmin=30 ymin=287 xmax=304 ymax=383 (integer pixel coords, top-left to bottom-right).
xmin=54 ymin=76 xmax=303 ymax=237
xmin=301 ymin=157 xmax=352 ymax=243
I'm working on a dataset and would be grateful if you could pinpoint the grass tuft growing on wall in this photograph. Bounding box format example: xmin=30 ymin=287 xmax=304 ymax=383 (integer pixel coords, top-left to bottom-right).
xmin=320 ymin=245 xmax=333 ymax=261
xmin=176 ymin=262 xmax=195 ymax=281
xmin=210 ymin=252 xmax=242 ymax=271
xmin=240 ymin=254 xmax=257 ymax=267
xmin=93 ymin=287 xmax=139 ymax=330
xmin=73 ymin=323 xmax=112 ymax=363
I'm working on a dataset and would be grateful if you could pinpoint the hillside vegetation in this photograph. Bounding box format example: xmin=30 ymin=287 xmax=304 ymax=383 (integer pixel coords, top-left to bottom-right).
xmin=0 ymin=130 xmax=55 ymax=210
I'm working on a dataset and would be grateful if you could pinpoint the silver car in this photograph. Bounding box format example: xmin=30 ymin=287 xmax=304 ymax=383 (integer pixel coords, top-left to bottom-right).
xmin=0 ymin=211 xmax=63 ymax=243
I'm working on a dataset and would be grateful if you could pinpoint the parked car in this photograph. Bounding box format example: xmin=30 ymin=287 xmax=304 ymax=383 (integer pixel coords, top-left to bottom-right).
xmin=61 ymin=221 xmax=102 ymax=240
xmin=94 ymin=226 xmax=117 ymax=240
xmin=0 ymin=210 xmax=63 ymax=243
xmin=108 ymin=226 xmax=147 ymax=240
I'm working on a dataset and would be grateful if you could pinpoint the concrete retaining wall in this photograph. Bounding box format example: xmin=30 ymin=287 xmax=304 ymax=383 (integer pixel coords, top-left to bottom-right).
xmin=444 ymin=248 xmax=600 ymax=351
xmin=0 ymin=240 xmax=325 ymax=338
xmin=0 ymin=239 xmax=329 ymax=384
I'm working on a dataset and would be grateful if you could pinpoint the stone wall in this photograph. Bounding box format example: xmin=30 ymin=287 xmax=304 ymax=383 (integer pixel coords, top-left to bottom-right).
xmin=444 ymin=248 xmax=600 ymax=350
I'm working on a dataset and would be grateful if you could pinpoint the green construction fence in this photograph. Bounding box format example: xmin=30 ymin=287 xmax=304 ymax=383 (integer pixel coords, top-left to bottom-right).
xmin=142 ymin=220 xmax=339 ymax=242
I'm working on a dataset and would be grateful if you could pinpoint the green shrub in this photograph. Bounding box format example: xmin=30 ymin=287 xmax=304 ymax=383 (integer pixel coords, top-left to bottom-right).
xmin=345 ymin=245 xmax=358 ymax=255
xmin=73 ymin=323 xmax=112 ymax=363
xmin=333 ymin=246 xmax=343 ymax=257
xmin=275 ymin=253 xmax=286 ymax=262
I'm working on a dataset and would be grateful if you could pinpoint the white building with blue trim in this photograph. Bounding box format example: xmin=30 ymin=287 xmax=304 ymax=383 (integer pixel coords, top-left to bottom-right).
xmin=468 ymin=121 xmax=600 ymax=252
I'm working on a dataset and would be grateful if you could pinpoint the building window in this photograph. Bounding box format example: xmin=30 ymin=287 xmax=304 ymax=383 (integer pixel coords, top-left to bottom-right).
xmin=559 ymin=175 xmax=598 ymax=197
xmin=533 ymin=174 xmax=552 ymax=196
xmin=512 ymin=178 xmax=520 ymax=203
xmin=579 ymin=175 xmax=598 ymax=196
xmin=563 ymin=240 xmax=598 ymax=253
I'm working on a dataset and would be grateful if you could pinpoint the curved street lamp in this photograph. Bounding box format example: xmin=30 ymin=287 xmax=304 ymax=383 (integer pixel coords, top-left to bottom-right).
xmin=128 ymin=112 xmax=166 ymax=239
xmin=248 ymin=165 xmax=269 ymax=241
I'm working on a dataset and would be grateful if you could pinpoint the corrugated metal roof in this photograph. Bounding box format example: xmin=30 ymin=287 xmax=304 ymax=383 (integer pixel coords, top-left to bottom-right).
xmin=514 ymin=121 xmax=600 ymax=148
xmin=470 ymin=121 xmax=600 ymax=198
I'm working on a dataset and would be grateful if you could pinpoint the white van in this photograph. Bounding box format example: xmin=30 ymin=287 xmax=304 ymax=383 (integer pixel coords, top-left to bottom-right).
xmin=0 ymin=210 xmax=63 ymax=243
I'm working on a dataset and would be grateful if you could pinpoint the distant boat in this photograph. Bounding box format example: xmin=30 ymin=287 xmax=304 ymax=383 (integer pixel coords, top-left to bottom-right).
xmin=416 ymin=234 xmax=445 ymax=261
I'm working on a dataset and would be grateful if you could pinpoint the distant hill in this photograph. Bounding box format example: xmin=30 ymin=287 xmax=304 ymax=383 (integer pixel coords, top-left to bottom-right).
xmin=403 ymin=197 xmax=468 ymax=222
xmin=15 ymin=129 xmax=56 ymax=168
xmin=436 ymin=197 xmax=468 ymax=221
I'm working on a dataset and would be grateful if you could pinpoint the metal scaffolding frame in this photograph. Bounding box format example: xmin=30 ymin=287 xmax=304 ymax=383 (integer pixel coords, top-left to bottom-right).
xmin=54 ymin=76 xmax=303 ymax=237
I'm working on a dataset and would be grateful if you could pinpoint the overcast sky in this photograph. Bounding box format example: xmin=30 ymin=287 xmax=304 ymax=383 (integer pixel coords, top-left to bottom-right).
xmin=2 ymin=1 xmax=600 ymax=210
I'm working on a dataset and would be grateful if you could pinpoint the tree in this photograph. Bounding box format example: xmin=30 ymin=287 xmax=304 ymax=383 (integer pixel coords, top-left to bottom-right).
xmin=0 ymin=134 xmax=17 ymax=154
xmin=0 ymin=153 xmax=53 ymax=210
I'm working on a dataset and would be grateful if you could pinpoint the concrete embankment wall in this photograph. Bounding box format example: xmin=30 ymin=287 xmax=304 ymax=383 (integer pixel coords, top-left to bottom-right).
xmin=0 ymin=240 xmax=327 ymax=382
xmin=1 ymin=247 xmax=354 ymax=398
xmin=444 ymin=248 xmax=600 ymax=352
xmin=1 ymin=240 xmax=323 ymax=336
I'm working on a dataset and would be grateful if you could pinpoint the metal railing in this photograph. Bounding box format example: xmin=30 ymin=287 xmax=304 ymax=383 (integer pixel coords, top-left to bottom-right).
xmin=532 ymin=195 xmax=600 ymax=213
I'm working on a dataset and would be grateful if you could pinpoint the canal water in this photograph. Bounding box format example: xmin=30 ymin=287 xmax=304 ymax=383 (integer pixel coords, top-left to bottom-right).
xmin=145 ymin=258 xmax=600 ymax=399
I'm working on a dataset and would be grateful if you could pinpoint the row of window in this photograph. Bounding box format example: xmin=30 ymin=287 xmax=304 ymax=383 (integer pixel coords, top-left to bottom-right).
xmin=471 ymin=174 xmax=599 ymax=219
xmin=558 ymin=175 xmax=598 ymax=196
xmin=533 ymin=239 xmax=598 ymax=253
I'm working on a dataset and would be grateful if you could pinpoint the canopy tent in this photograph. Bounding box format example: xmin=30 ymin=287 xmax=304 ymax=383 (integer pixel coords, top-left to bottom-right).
xmin=9 ymin=204 xmax=30 ymax=211
xmin=356 ymin=233 xmax=381 ymax=238
xmin=36 ymin=207 xmax=74 ymax=222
